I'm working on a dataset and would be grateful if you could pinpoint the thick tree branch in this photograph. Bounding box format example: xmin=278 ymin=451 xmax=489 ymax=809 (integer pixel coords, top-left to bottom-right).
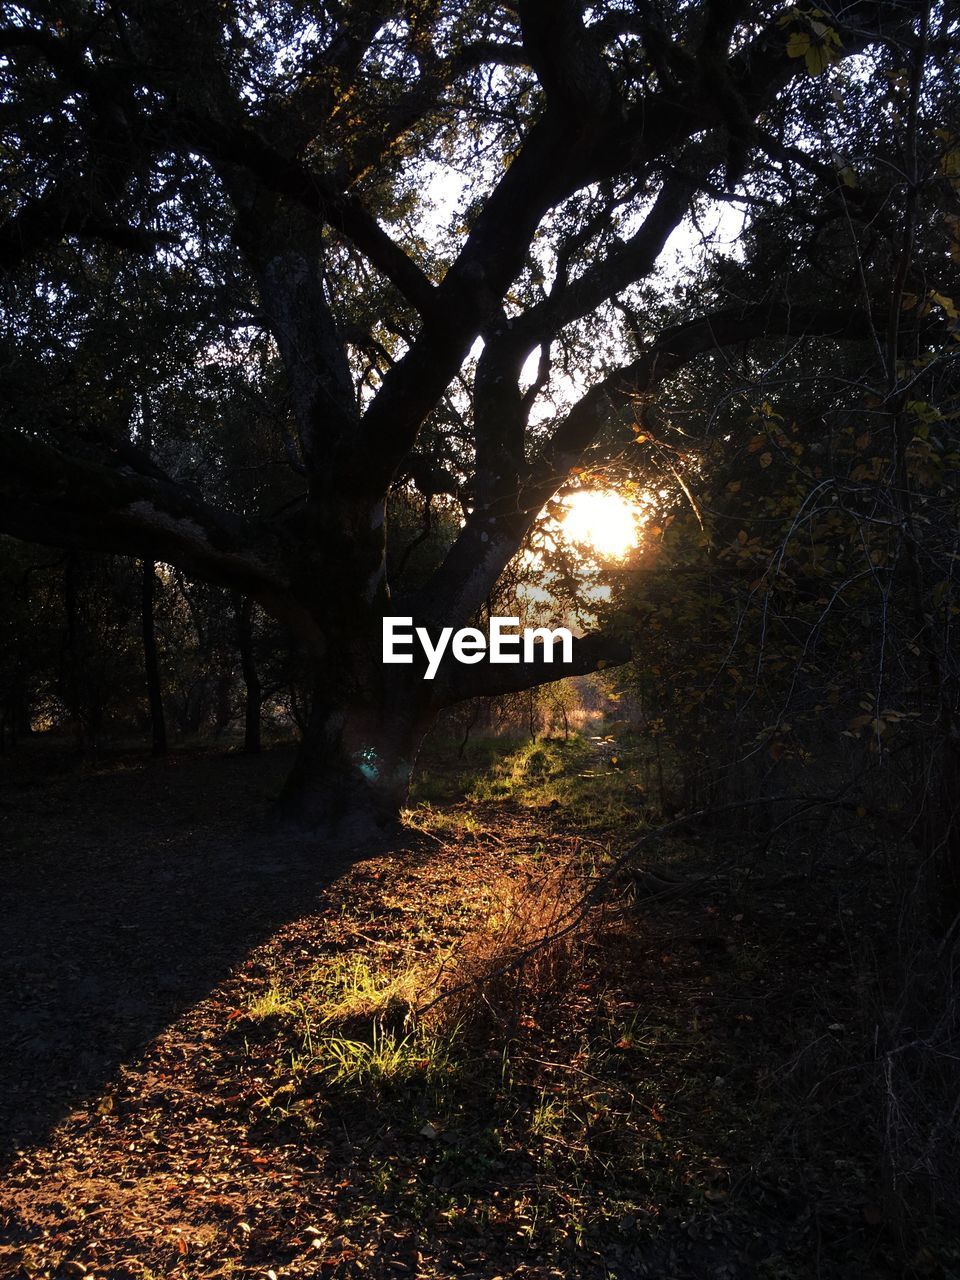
xmin=434 ymin=630 xmax=632 ymax=705
xmin=0 ymin=189 xmax=178 ymax=273
xmin=518 ymin=0 xmax=616 ymax=120
xmin=514 ymin=172 xmax=698 ymax=347
xmin=468 ymin=166 xmax=698 ymax=513
xmin=230 ymin=194 xmax=359 ymax=479
xmin=178 ymin=114 xmax=438 ymax=315
xmin=0 ymin=429 xmax=289 ymax=603
xmin=352 ymin=2 xmax=911 ymax=502
xmin=529 ymin=304 xmax=877 ymax=496
xmin=419 ymin=303 xmax=878 ymax=629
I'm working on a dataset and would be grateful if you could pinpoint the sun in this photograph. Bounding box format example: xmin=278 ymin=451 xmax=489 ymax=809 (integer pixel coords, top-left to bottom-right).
xmin=560 ymin=490 xmax=643 ymax=560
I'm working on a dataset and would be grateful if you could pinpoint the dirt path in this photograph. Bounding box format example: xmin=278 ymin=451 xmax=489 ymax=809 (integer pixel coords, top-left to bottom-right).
xmin=0 ymin=742 xmax=916 ymax=1279
xmin=0 ymin=746 xmax=359 ymax=1155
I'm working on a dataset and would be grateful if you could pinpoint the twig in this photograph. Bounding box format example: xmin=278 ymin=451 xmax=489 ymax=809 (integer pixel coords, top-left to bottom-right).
xmin=414 ymin=789 xmax=852 ymax=1019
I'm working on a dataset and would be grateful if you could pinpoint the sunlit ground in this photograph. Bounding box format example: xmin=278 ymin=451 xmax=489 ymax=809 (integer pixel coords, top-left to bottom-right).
xmin=559 ymin=489 xmax=646 ymax=560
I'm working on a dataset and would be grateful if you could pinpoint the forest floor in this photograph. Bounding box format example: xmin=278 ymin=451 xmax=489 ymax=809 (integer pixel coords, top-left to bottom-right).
xmin=0 ymin=733 xmax=955 ymax=1279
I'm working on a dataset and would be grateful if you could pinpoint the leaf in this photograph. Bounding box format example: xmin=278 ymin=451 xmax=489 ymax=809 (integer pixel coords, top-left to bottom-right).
xmin=787 ymin=23 xmax=841 ymax=75
xmin=930 ymin=291 xmax=959 ymax=320
xmin=759 ymin=452 xmax=773 ymax=468
xmin=805 ymin=42 xmax=834 ymax=74
xmin=726 ymin=479 xmax=742 ymax=493
xmin=786 ymin=31 xmax=811 ymax=58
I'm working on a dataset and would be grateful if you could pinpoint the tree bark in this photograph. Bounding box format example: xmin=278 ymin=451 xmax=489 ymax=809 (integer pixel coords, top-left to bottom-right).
xmin=274 ymin=681 xmax=428 ymax=842
xmin=141 ymin=559 xmax=168 ymax=757
xmin=235 ymin=594 xmax=262 ymax=755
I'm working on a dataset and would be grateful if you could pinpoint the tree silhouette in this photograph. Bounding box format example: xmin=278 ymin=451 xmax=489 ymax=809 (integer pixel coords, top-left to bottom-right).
xmin=0 ymin=0 xmax=931 ymax=835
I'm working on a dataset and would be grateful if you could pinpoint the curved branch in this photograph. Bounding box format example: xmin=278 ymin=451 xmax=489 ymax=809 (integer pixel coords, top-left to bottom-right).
xmin=0 ymin=429 xmax=285 ymax=599
xmin=0 ymin=189 xmax=178 ymax=273
xmin=435 ymin=630 xmax=632 ymax=705
xmin=419 ymin=303 xmax=878 ymax=628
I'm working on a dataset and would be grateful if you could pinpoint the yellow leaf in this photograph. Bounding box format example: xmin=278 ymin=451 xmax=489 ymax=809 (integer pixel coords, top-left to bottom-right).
xmin=726 ymin=480 xmax=742 ymax=493
xmin=930 ymin=291 xmax=959 ymax=320
xmin=786 ymin=31 xmax=811 ymax=58
xmin=759 ymin=452 xmax=773 ymax=468
xmin=805 ymin=42 xmax=832 ymax=74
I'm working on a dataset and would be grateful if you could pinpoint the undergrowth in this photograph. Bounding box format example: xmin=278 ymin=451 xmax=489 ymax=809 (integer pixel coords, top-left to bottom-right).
xmin=410 ymin=729 xmax=655 ymax=834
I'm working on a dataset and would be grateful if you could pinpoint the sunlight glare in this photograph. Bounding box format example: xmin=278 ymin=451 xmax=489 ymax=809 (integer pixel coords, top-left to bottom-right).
xmin=560 ymin=490 xmax=642 ymax=560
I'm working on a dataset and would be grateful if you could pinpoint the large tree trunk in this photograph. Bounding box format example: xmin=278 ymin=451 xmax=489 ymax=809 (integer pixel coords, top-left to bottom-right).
xmin=235 ymin=594 xmax=261 ymax=755
xmin=274 ymin=675 xmax=430 ymax=842
xmin=141 ymin=558 xmax=167 ymax=757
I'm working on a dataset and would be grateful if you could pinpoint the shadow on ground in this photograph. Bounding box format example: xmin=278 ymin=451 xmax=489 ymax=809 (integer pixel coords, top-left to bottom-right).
xmin=0 ymin=743 xmax=362 ymax=1158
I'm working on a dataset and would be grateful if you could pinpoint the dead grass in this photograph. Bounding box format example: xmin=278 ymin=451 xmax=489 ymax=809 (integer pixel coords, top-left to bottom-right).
xmin=432 ymin=857 xmax=593 ymax=1038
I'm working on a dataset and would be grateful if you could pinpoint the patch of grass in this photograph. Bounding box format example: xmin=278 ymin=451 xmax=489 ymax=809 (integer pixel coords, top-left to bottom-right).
xmin=243 ymin=982 xmax=300 ymax=1022
xmin=466 ymin=735 xmax=593 ymax=806
xmin=320 ymin=1022 xmax=459 ymax=1092
xmin=411 ymin=730 xmax=656 ymax=834
xmin=310 ymin=952 xmax=424 ymax=1026
xmin=410 ymin=733 xmax=523 ymax=807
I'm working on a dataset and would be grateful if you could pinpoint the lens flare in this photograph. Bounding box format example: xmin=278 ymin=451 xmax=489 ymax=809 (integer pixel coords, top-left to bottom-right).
xmin=560 ymin=490 xmax=641 ymax=560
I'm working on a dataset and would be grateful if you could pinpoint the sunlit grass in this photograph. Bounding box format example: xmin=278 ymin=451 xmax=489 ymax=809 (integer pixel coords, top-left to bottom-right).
xmin=244 ymin=983 xmax=300 ymax=1022
xmin=320 ymin=1022 xmax=460 ymax=1092
xmin=311 ymin=953 xmax=425 ymax=1026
